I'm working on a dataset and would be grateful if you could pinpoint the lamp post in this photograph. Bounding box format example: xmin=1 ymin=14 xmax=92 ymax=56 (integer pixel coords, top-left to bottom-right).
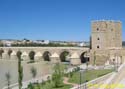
xmin=85 ymin=51 xmax=88 ymax=89
xmin=79 ymin=68 xmax=87 ymax=89
xmin=79 ymin=69 xmax=84 ymax=89
xmin=79 ymin=70 xmax=82 ymax=89
xmin=113 ymin=59 xmax=115 ymax=71
xmin=85 ymin=62 xmax=88 ymax=89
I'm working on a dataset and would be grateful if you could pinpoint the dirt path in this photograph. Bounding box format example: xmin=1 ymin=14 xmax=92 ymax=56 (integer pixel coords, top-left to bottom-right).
xmin=63 ymin=77 xmax=78 ymax=87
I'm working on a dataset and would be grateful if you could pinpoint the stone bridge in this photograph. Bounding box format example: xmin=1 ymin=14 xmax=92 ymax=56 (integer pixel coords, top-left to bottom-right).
xmin=0 ymin=47 xmax=90 ymax=65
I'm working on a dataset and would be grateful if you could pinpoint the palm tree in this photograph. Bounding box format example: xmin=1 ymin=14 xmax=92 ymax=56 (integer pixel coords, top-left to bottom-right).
xmin=5 ymin=72 xmax=11 ymax=89
xmin=16 ymin=51 xmax=23 ymax=89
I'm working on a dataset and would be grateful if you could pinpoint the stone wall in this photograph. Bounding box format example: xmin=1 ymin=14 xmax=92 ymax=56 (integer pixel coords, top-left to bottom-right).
xmin=90 ymin=49 xmax=125 ymax=66
xmin=0 ymin=60 xmax=52 ymax=89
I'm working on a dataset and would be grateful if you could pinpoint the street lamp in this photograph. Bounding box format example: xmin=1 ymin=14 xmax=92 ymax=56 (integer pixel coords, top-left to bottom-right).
xmin=79 ymin=69 xmax=83 ymax=89
xmin=113 ymin=59 xmax=116 ymax=71
xmin=79 ymin=68 xmax=87 ymax=89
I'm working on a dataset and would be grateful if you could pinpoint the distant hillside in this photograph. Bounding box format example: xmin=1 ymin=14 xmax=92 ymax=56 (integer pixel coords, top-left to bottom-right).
xmin=123 ymin=41 xmax=125 ymax=47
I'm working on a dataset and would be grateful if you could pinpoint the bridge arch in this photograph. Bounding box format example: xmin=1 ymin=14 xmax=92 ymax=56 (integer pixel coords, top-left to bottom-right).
xmin=8 ymin=49 xmax=12 ymax=58
xmin=80 ymin=51 xmax=89 ymax=63
xmin=59 ymin=51 xmax=70 ymax=62
xmin=16 ymin=50 xmax=22 ymax=60
xmin=0 ymin=49 xmax=4 ymax=59
xmin=29 ymin=51 xmax=35 ymax=61
xmin=43 ymin=51 xmax=51 ymax=61
xmin=35 ymin=52 xmax=42 ymax=60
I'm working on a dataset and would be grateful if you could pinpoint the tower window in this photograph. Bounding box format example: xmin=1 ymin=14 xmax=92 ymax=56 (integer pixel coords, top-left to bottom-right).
xmin=97 ymin=46 xmax=99 ymax=49
xmin=97 ymin=38 xmax=100 ymax=40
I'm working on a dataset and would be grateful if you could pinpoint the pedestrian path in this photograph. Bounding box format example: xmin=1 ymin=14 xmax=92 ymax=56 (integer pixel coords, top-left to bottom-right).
xmin=63 ymin=77 xmax=78 ymax=87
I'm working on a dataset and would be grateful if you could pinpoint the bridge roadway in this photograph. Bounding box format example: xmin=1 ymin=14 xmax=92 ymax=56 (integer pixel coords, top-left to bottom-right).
xmin=0 ymin=47 xmax=89 ymax=54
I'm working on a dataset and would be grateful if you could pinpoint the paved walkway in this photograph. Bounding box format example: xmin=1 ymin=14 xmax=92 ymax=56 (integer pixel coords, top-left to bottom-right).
xmin=114 ymin=78 xmax=125 ymax=89
xmin=63 ymin=77 xmax=78 ymax=87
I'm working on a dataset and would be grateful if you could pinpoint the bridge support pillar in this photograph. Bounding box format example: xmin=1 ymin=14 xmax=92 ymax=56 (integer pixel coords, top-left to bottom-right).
xmin=50 ymin=53 xmax=60 ymax=63
xmin=10 ymin=51 xmax=17 ymax=60
xmin=70 ymin=53 xmax=81 ymax=65
xmin=35 ymin=56 xmax=42 ymax=61
xmin=11 ymin=55 xmax=17 ymax=60
xmin=2 ymin=52 xmax=9 ymax=60
xmin=21 ymin=55 xmax=29 ymax=61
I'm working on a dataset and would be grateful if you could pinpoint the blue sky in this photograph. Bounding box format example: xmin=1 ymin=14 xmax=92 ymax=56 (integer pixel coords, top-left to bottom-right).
xmin=0 ymin=0 xmax=125 ymax=41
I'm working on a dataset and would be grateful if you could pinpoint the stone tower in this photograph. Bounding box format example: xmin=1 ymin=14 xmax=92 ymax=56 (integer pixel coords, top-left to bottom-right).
xmin=91 ymin=20 xmax=122 ymax=50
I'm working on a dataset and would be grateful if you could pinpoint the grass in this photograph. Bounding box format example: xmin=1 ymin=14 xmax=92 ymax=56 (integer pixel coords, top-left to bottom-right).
xmin=27 ymin=82 xmax=72 ymax=89
xmin=68 ymin=69 xmax=113 ymax=84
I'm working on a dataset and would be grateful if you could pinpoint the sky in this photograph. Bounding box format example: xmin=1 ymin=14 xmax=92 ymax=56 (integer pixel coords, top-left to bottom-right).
xmin=0 ymin=0 xmax=125 ymax=41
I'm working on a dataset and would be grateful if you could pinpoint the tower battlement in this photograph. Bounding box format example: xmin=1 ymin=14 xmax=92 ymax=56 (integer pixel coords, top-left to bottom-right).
xmin=91 ymin=20 xmax=121 ymax=23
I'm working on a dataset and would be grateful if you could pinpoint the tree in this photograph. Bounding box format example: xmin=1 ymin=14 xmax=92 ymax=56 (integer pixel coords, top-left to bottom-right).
xmin=28 ymin=83 xmax=34 ymax=89
xmin=8 ymin=49 xmax=12 ymax=58
xmin=30 ymin=66 xmax=37 ymax=83
xmin=52 ymin=63 xmax=64 ymax=88
xmin=29 ymin=51 xmax=35 ymax=61
xmin=0 ymin=49 xmax=4 ymax=59
xmin=5 ymin=72 xmax=11 ymax=89
xmin=47 ymin=76 xmax=51 ymax=83
xmin=17 ymin=51 xmax=23 ymax=89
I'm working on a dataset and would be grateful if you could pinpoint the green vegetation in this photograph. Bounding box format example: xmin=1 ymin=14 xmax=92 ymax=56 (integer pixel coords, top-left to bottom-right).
xmin=27 ymin=63 xmax=113 ymax=89
xmin=17 ymin=51 xmax=23 ymax=89
xmin=27 ymin=82 xmax=72 ymax=89
xmin=52 ymin=63 xmax=64 ymax=88
xmin=27 ymin=63 xmax=72 ymax=89
xmin=11 ymin=43 xmax=76 ymax=47
xmin=68 ymin=69 xmax=113 ymax=84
